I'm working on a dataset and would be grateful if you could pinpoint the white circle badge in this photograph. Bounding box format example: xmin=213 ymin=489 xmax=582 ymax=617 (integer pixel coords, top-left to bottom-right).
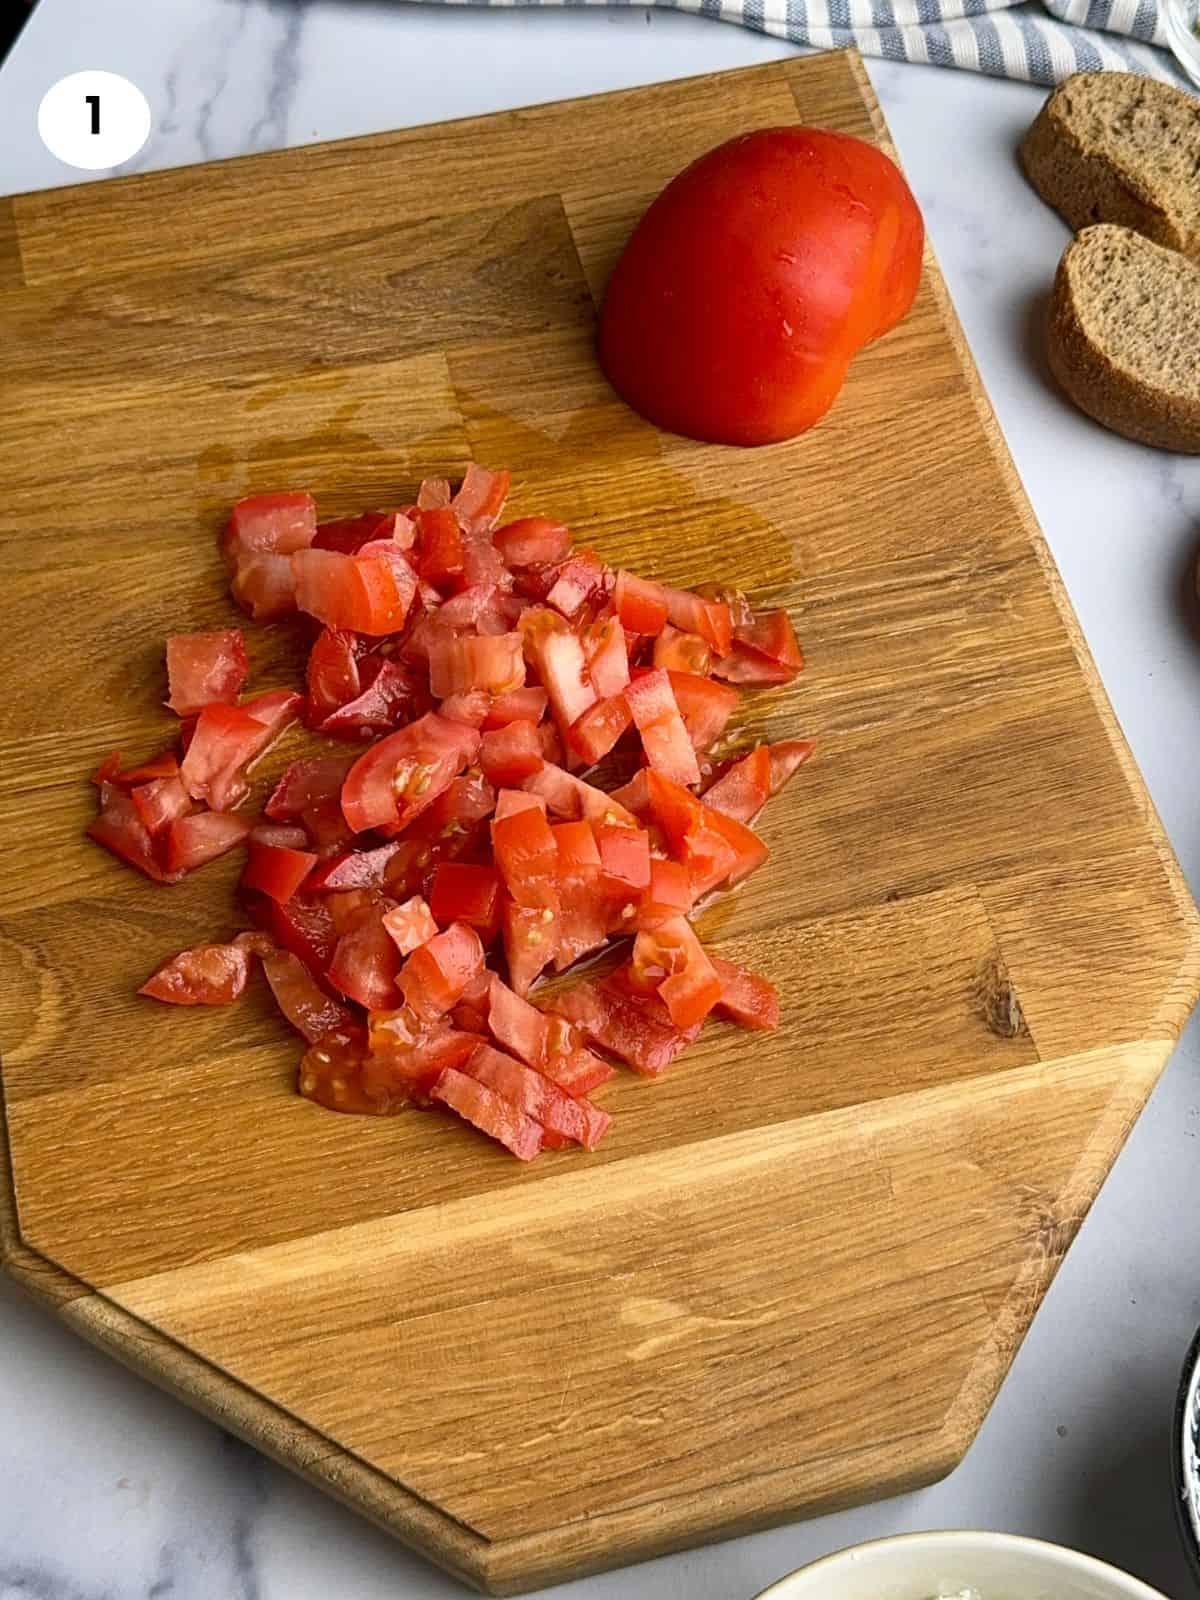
xmin=37 ymin=71 xmax=151 ymax=172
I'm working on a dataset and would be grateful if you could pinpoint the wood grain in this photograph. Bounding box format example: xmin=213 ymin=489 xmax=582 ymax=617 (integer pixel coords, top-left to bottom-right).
xmin=1 ymin=49 xmax=1197 ymax=1594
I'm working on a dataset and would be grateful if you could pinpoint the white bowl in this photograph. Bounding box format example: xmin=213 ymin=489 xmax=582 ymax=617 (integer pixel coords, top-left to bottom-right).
xmin=754 ymin=1531 xmax=1169 ymax=1600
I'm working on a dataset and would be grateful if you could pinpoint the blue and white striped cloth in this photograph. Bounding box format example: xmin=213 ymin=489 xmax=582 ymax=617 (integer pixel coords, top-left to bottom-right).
xmin=451 ymin=0 xmax=1191 ymax=83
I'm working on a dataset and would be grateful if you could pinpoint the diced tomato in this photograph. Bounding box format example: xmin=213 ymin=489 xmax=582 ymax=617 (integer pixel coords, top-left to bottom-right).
xmin=583 ymin=617 xmax=630 ymax=699
xmin=92 ymin=749 xmax=180 ymax=789
xmin=300 ymin=795 xmax=358 ymax=857
xmin=450 ymin=969 xmax=492 ymax=1033
xmin=429 ymin=632 xmax=524 ymax=698
xmin=432 ymin=1066 xmax=542 ymax=1160
xmin=364 ymin=1026 xmax=486 ymax=1104
xmin=552 ymin=818 xmax=601 ymax=876
xmin=625 ymin=668 xmax=702 ymax=788
xmin=181 ymin=692 xmax=300 ymax=812
xmin=652 ymin=624 xmax=713 ymax=677
xmin=703 ymin=744 xmax=772 ymax=822
xmin=768 ymin=738 xmax=816 ymax=794
xmin=554 ymin=884 xmax=609 ymax=971
xmin=459 ymin=530 xmax=510 ymax=592
xmin=613 ymin=570 xmax=669 ymax=636
xmin=165 ymin=810 xmax=254 ymax=874
xmin=466 ymin=1044 xmax=610 ymax=1150
xmin=483 ymin=687 xmax=548 ymax=728
xmin=251 ymin=892 xmax=338 ymax=980
xmin=223 ymin=492 xmax=316 ymax=564
xmin=663 ymin=587 xmax=733 ymax=656
xmin=305 ymin=627 xmax=362 ymax=722
xmin=306 ymin=841 xmax=401 ymax=892
xmin=667 ymin=671 xmax=739 ymax=751
xmin=328 ymin=900 xmax=402 ymax=1010
xmin=520 ymin=610 xmax=596 ymax=733
xmin=400 ymin=922 xmax=485 ymax=1023
xmin=341 ymin=712 xmax=479 ymax=833
xmin=326 ymin=887 xmax=384 ymax=935
xmin=479 ymin=720 xmax=543 ymax=787
xmin=710 ymin=955 xmax=780 ymax=1031
xmin=88 ymin=786 xmax=182 ymax=882
xmin=538 ymin=722 xmax=564 ymax=767
xmin=704 ymin=805 xmax=769 ymax=889
xmin=540 ymin=1044 xmax=615 ymax=1098
xmin=265 ymin=756 xmax=353 ymax=820
xmin=230 ymin=551 xmax=297 ymax=621
xmin=566 ymin=696 xmax=632 ymax=766
xmin=405 ymin=769 xmax=496 ymax=852
xmin=491 ymin=803 xmax=559 ymax=910
xmin=298 ymin=1025 xmax=391 ymax=1115
xmin=319 ymin=657 xmax=424 ymax=739
xmin=452 ymin=465 xmax=510 ymax=535
xmin=493 ymin=518 xmax=571 ymax=568
xmin=242 ymin=841 xmax=317 ymax=904
xmin=249 ymin=822 xmax=310 ymax=850
xmin=547 ymin=979 xmax=696 ymax=1077
xmin=130 ymin=775 xmax=192 ymax=836
xmin=417 ymin=477 xmax=451 ymax=510
xmin=525 ymin=763 xmax=640 ymax=830
xmin=292 ymin=548 xmax=413 ymax=636
xmin=630 ymin=915 xmax=721 ymax=1028
xmin=636 ymin=857 xmax=693 ymax=929
xmin=243 ymin=688 xmax=303 ymax=746
xmin=140 ymin=939 xmax=258 ymax=1005
xmin=494 ymin=788 xmax=546 ymax=822
xmin=643 ymin=770 xmax=765 ymax=895
xmin=502 ymin=900 xmax=559 ymax=996
xmin=546 ymin=549 xmax=608 ymax=620
xmin=595 ymin=822 xmax=651 ymax=898
xmin=381 ymin=895 xmax=439 ymax=956
xmin=165 ymin=629 xmax=248 ymax=717
xmin=734 ymin=609 xmax=804 ymax=676
xmin=430 ymin=862 xmax=502 ymax=940
xmin=416 ymin=507 xmax=464 ymax=588
xmin=262 ymin=949 xmax=355 ymax=1042
xmin=313 ymin=511 xmax=411 ymax=555
xmin=486 ymin=974 xmax=549 ymax=1067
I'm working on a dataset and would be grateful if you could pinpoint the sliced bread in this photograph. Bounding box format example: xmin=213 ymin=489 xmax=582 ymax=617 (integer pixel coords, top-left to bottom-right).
xmin=1047 ymin=224 xmax=1200 ymax=453
xmin=1020 ymin=72 xmax=1200 ymax=262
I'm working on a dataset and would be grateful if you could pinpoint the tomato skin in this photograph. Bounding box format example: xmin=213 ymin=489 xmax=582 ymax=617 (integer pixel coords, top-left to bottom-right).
xmin=318 ymin=657 xmax=424 ymax=739
xmin=400 ymin=922 xmax=486 ymax=1023
xmin=432 ymin=1066 xmax=542 ymax=1161
xmin=625 ymin=668 xmax=702 ymax=788
xmin=165 ymin=810 xmax=254 ymax=874
xmin=613 ymin=570 xmax=669 ymax=636
xmin=702 ymin=744 xmax=772 ymax=823
xmin=430 ymin=862 xmax=502 ymax=939
xmin=180 ymin=694 xmax=300 ymax=812
xmin=242 ymin=841 xmax=318 ymax=905
xmin=417 ymin=507 xmax=465 ymax=587
xmin=139 ymin=940 xmax=256 ymax=1005
xmin=93 ymin=749 xmax=180 ymax=788
xmin=547 ymin=979 xmax=697 ymax=1077
xmin=600 ymin=127 xmax=923 ymax=446
xmin=313 ymin=511 xmax=411 ymax=555
xmin=166 ymin=629 xmax=248 ymax=717
xmin=223 ymin=492 xmax=316 ymax=564
xmin=493 ymin=518 xmax=571 ymax=569
xmin=479 ymin=720 xmax=544 ymax=787
xmin=540 ymin=1044 xmax=615 ymax=1098
xmin=262 ymin=949 xmax=355 ymax=1042
xmin=735 ymin=609 xmax=804 ymax=674
xmin=663 ymin=589 xmax=733 ymax=657
xmin=710 ymin=955 xmax=781 ymax=1031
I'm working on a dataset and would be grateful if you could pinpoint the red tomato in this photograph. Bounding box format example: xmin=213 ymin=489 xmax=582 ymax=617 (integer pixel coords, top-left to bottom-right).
xmin=613 ymin=570 xmax=669 ymax=636
xmin=430 ymin=862 xmax=502 ymax=939
xmin=704 ymin=806 xmax=769 ymax=889
xmin=710 ymin=955 xmax=780 ymax=1031
xmin=662 ymin=589 xmax=733 ymax=656
xmin=265 ymin=755 xmax=353 ymax=820
xmin=466 ymin=1044 xmax=610 ymax=1150
xmin=652 ymin=624 xmax=712 ymax=677
xmin=251 ymin=892 xmax=338 ymax=979
xmin=313 ymin=511 xmax=411 ymax=554
xmin=702 ymin=744 xmax=772 ymax=822
xmin=416 ymin=507 xmax=465 ymax=587
xmin=88 ymin=786 xmax=183 ymax=882
xmin=305 ymin=628 xmax=362 ymax=722
xmin=495 ymin=788 xmax=546 ymax=822
xmin=714 ymin=644 xmax=801 ymax=686
xmin=364 ymin=1027 xmax=487 ymax=1104
xmin=92 ymin=749 xmax=180 ymax=788
xmin=525 ymin=763 xmax=640 ymax=829
xmin=328 ymin=900 xmax=402 ymax=1010
xmin=223 ymin=492 xmax=316 ymax=564
xmin=230 ymin=552 xmax=297 ymax=621
xmin=165 ymin=629 xmax=248 ymax=717
xmin=341 ymin=712 xmax=480 ymax=833
xmin=595 ymin=822 xmax=651 ymax=898
xmin=583 ymin=617 xmax=630 ymax=698
xmin=502 ymin=900 xmax=559 ymax=996
xmin=139 ymin=939 xmax=257 ymax=1005
xmin=429 ymin=633 xmax=525 ymax=698
xmin=541 ymin=1044 xmax=615 ymax=1099
xmin=181 ymin=693 xmax=300 ymax=812
xmin=298 ymin=1025 xmax=391 ymax=1115
xmin=130 ymin=776 xmax=192 ymax=836
xmin=242 ymin=841 xmax=317 ymax=904
xmin=165 ymin=810 xmax=254 ymax=874
xmin=520 ymin=610 xmax=596 ymax=733
xmin=486 ymin=974 xmax=549 ymax=1067
xmin=400 ymin=922 xmax=485 ymax=1023
xmin=381 ymin=895 xmax=439 ymax=956
xmin=405 ymin=769 xmax=497 ymax=851
xmin=630 ymin=914 xmax=721 ymax=1028
xmin=734 ymin=609 xmax=804 ymax=677
xmin=451 ymin=465 xmax=510 ymax=535
xmin=479 ymin=720 xmax=544 ymax=787
xmin=491 ymin=803 xmax=560 ymax=912
xmin=547 ymin=979 xmax=697 ymax=1077
xmin=768 ymin=738 xmax=816 ymax=794
xmin=553 ymin=819 xmax=602 ymax=877
xmin=625 ymin=668 xmax=702 ymax=788
xmin=306 ymin=841 xmax=402 ymax=892
xmin=417 ymin=477 xmax=451 ymax=509
xmin=635 ymin=857 xmax=693 ymax=930
xmin=644 ymin=769 xmax=739 ymax=892
xmin=483 ymin=687 xmax=548 ymax=728
xmin=431 ymin=1066 xmax=542 ymax=1160
xmin=546 ymin=550 xmax=608 ymax=620
xmin=493 ymin=518 xmax=571 ymax=568
xmin=250 ymin=822 xmax=310 ymax=850
xmin=667 ymin=671 xmax=739 ymax=751
xmin=566 ymin=696 xmax=632 ymax=766
xmin=598 ymin=127 xmax=924 ymax=445
xmin=319 ymin=657 xmax=424 ymax=740
xmin=292 ymin=549 xmax=414 ymax=636
xmin=262 ymin=949 xmax=355 ymax=1042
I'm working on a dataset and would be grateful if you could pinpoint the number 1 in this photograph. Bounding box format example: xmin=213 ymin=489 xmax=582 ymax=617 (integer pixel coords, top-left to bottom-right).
xmin=85 ymin=94 xmax=100 ymax=135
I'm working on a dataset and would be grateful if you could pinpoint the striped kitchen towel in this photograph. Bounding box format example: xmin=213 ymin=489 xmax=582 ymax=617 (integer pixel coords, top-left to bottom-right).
xmin=446 ymin=0 xmax=1193 ymax=83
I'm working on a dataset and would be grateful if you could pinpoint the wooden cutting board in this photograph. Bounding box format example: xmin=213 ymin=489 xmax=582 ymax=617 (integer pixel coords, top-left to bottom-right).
xmin=1 ymin=48 xmax=1197 ymax=1595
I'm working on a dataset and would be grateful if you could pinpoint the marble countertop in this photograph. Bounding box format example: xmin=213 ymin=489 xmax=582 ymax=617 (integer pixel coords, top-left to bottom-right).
xmin=3 ymin=3 xmax=1200 ymax=1597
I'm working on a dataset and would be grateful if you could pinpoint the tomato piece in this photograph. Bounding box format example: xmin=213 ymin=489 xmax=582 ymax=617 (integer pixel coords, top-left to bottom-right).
xmin=565 ymin=696 xmax=632 ymax=766
xmin=608 ymin=769 xmax=651 ymax=821
xmin=520 ymin=609 xmax=596 ymax=733
xmin=735 ymin=609 xmax=804 ymax=675
xmin=613 ymin=570 xmax=669 ymax=636
xmin=432 ymin=1066 xmax=542 ymax=1160
xmin=139 ymin=939 xmax=256 ymax=1005
xmin=491 ymin=803 xmax=559 ymax=910
xmin=299 ymin=1026 xmax=391 ymax=1115
xmin=262 ymin=949 xmax=355 ymax=1042
xmin=667 ymin=671 xmax=739 ymax=751
xmin=495 ymin=788 xmax=546 ymax=822
xmin=644 ymin=769 xmax=736 ymax=887
xmin=635 ymin=857 xmax=693 ymax=930
xmin=417 ymin=477 xmax=451 ymax=510
xmin=242 ymin=841 xmax=317 ymax=904
xmin=710 ymin=955 xmax=780 ymax=1031
xmin=165 ymin=810 xmax=254 ymax=874
xmin=625 ymin=668 xmax=702 ymax=788
xmin=538 ymin=721 xmax=564 ymax=767
xmin=483 ymin=687 xmax=547 ymax=728
xmin=768 ymin=738 xmax=816 ymax=794
xmin=400 ymin=922 xmax=486 ymax=1023
xmin=429 ymin=632 xmax=525 ymax=698
xmin=381 ymin=895 xmax=439 ymax=956
xmin=466 ymin=1044 xmax=610 ymax=1151
xmin=547 ymin=979 xmax=697 ymax=1077
xmin=451 ymin=465 xmax=510 ymax=535
xmin=92 ymin=749 xmax=180 ymax=788
xmin=130 ymin=775 xmax=192 ymax=836
xmin=88 ymin=787 xmax=182 ymax=882
xmin=319 ymin=657 xmax=424 ymax=740
xmin=450 ymin=970 xmax=493 ymax=1033
xmin=364 ymin=1027 xmax=487 ymax=1104
xmin=652 ymin=624 xmax=713 ymax=677
xmin=292 ymin=548 xmax=414 ymax=636
xmin=595 ymin=822 xmax=651 ymax=898
xmin=552 ymin=818 xmax=601 ymax=876
xmin=702 ymin=744 xmax=772 ymax=823
xmin=524 ymin=763 xmax=640 ymax=830
xmin=249 ymin=821 xmax=310 ymax=850
xmin=341 ymin=712 xmax=480 ymax=833
xmin=251 ymin=892 xmax=338 ymax=979
xmin=300 ymin=795 xmax=358 ymax=857
xmin=540 ymin=1044 xmax=615 ymax=1098
xmin=165 ymin=629 xmax=248 ymax=717
xmin=485 ymin=974 xmax=549 ymax=1067
xmin=223 ymin=492 xmax=316 ymax=564
xmin=328 ymin=900 xmax=402 ymax=1010
xmin=630 ymin=915 xmax=721 ymax=1028
xmin=546 ymin=549 xmax=608 ymax=620
xmin=305 ymin=627 xmax=362 ymax=722
xmin=502 ymin=900 xmax=559 ymax=997
xmin=305 ymin=842 xmax=399 ymax=893
xmin=230 ymin=552 xmax=297 ymax=621
xmin=265 ymin=755 xmax=353 ymax=820
xmin=459 ymin=529 xmax=510 ymax=592
xmin=582 ymin=617 xmax=630 ymax=700
xmin=479 ymin=720 xmax=544 ymax=787
xmin=662 ymin=588 xmax=733 ymax=656
xmin=405 ymin=769 xmax=497 ymax=851
xmin=704 ymin=806 xmax=769 ymax=889
xmin=430 ymin=862 xmax=502 ymax=940
xmin=313 ymin=511 xmax=412 ymax=554
xmin=181 ymin=692 xmax=301 ymax=812
xmin=493 ymin=518 xmax=571 ymax=568
xmin=416 ymin=507 xmax=465 ymax=588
